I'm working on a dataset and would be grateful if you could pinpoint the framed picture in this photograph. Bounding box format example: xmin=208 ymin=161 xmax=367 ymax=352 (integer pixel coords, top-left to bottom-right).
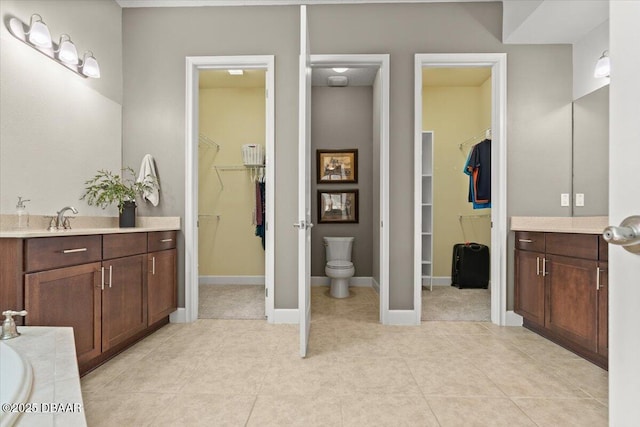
xmin=317 ymin=149 xmax=358 ymax=183
xmin=317 ymin=190 xmax=359 ymax=224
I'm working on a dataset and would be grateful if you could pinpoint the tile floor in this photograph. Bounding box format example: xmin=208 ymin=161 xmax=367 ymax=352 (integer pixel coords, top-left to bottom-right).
xmin=199 ymin=284 xmax=266 ymax=320
xmin=81 ymin=287 xmax=608 ymax=426
xmin=422 ymin=285 xmax=491 ymax=321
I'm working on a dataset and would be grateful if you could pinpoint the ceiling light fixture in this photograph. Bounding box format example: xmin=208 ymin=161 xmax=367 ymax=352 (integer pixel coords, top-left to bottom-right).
xmin=594 ymin=50 xmax=610 ymax=78
xmin=228 ymin=69 xmax=244 ymax=75
xmin=7 ymin=14 xmax=100 ymax=78
xmin=55 ymin=34 xmax=78 ymax=65
xmin=26 ymin=14 xmax=52 ymax=48
xmin=332 ymin=67 xmax=349 ymax=73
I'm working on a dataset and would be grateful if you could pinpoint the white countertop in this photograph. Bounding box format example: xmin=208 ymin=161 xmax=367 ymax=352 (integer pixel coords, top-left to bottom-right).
xmin=3 ymin=327 xmax=87 ymax=427
xmin=0 ymin=216 xmax=180 ymax=238
xmin=511 ymin=216 xmax=609 ymax=235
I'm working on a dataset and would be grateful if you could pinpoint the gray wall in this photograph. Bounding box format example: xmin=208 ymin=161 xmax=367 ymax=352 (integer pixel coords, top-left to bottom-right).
xmin=122 ymin=2 xmax=573 ymax=311
xmin=122 ymin=6 xmax=299 ymax=308
xmin=310 ymin=86 xmax=374 ymax=277
xmin=0 ymin=0 xmax=122 ymax=216
xmin=573 ymin=85 xmax=609 ymax=217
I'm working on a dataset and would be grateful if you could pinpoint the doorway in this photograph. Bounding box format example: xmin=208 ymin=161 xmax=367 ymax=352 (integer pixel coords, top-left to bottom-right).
xmin=197 ymin=68 xmax=268 ymax=319
xmin=414 ymin=53 xmax=509 ymax=325
xmin=185 ymin=56 xmax=275 ymax=323
xmin=309 ymin=54 xmax=390 ymax=322
xmin=421 ymin=67 xmax=493 ymax=321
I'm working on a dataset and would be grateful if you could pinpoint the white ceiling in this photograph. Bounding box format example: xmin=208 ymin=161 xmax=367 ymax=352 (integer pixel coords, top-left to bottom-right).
xmin=115 ymin=0 xmax=610 ymax=46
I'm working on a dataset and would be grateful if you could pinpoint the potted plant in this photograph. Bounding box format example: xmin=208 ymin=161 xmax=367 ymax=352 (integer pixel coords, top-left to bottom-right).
xmin=81 ymin=167 xmax=157 ymax=227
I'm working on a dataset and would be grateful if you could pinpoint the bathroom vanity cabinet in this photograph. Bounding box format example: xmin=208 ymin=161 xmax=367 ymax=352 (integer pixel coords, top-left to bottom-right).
xmin=514 ymin=231 xmax=608 ymax=369
xmin=1 ymin=230 xmax=177 ymax=375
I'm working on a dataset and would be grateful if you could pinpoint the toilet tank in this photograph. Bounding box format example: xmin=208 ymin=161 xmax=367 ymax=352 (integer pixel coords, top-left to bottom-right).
xmin=323 ymin=237 xmax=354 ymax=262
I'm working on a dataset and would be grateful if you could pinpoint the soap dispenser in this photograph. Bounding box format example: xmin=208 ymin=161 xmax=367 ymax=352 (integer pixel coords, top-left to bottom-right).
xmin=16 ymin=197 xmax=30 ymax=229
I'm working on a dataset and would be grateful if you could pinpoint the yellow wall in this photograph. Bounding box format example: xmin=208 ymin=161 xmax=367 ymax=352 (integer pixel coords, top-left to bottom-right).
xmin=198 ymin=87 xmax=265 ymax=276
xmin=423 ymin=78 xmax=491 ymax=277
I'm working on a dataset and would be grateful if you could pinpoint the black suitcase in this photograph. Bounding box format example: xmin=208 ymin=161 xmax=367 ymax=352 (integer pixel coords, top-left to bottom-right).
xmin=451 ymin=243 xmax=490 ymax=289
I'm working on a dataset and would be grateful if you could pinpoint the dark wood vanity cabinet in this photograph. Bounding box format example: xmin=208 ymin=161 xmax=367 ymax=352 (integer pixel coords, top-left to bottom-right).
xmin=515 ymin=231 xmax=608 ymax=369
xmin=3 ymin=230 xmax=177 ymax=374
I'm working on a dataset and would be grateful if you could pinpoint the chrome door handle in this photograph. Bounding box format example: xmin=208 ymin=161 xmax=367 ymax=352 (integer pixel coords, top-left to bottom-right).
xmin=603 ymin=215 xmax=640 ymax=254
xmin=536 ymin=257 xmax=540 ymax=276
xmin=294 ymin=220 xmax=313 ymax=229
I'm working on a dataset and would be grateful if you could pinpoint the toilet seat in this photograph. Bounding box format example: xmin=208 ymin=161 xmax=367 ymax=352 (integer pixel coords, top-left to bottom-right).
xmin=327 ymin=260 xmax=353 ymax=270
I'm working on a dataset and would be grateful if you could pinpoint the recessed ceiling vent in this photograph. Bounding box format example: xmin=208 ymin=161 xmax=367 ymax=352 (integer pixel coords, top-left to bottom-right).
xmin=327 ymin=75 xmax=348 ymax=87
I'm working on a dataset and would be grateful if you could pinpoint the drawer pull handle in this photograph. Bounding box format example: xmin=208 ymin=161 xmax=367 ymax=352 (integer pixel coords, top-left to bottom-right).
xmin=108 ymin=265 xmax=113 ymax=288
xmin=152 ymin=256 xmax=156 ymax=275
xmin=63 ymin=248 xmax=87 ymax=254
xmin=101 ymin=267 xmax=105 ymax=291
xmin=542 ymin=258 xmax=548 ymax=276
xmin=160 ymin=238 xmax=173 ymax=243
xmin=536 ymin=257 xmax=540 ymax=276
xmin=518 ymin=239 xmax=533 ymax=243
xmin=596 ymin=267 xmax=601 ymax=290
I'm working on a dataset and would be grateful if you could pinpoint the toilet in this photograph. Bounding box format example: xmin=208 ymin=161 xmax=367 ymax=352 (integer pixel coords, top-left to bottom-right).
xmin=323 ymin=236 xmax=355 ymax=298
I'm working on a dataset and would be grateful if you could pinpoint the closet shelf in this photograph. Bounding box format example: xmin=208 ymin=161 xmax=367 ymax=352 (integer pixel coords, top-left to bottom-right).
xmin=212 ymin=164 xmax=265 ymax=189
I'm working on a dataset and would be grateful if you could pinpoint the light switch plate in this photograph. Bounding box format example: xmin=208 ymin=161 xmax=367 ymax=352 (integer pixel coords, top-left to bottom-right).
xmin=561 ymin=193 xmax=570 ymax=207
xmin=576 ymin=193 xmax=585 ymax=207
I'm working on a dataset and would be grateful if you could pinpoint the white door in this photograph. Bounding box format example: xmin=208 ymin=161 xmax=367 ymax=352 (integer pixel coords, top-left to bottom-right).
xmin=297 ymin=5 xmax=312 ymax=358
xmin=608 ymin=2 xmax=640 ymax=423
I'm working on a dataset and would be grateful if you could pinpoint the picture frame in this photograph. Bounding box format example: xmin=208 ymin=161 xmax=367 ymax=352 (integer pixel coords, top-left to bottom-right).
xmin=317 ymin=149 xmax=358 ymax=183
xmin=317 ymin=190 xmax=359 ymax=224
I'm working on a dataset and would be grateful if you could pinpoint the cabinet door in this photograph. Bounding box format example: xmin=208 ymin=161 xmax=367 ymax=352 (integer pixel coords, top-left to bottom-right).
xmin=597 ymin=262 xmax=608 ymax=357
xmin=102 ymin=255 xmax=147 ymax=351
xmin=514 ymin=250 xmax=545 ymax=326
xmin=147 ymin=249 xmax=177 ymax=325
xmin=545 ymin=255 xmax=598 ymax=352
xmin=25 ymin=262 xmax=102 ymax=365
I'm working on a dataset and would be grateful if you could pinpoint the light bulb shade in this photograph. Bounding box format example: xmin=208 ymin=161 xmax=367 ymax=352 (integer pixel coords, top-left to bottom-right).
xmin=594 ymin=52 xmax=610 ymax=78
xmin=56 ymin=35 xmax=78 ymax=65
xmin=27 ymin=14 xmax=52 ymax=48
xmin=81 ymin=52 xmax=100 ymax=78
xmin=332 ymin=67 xmax=349 ymax=73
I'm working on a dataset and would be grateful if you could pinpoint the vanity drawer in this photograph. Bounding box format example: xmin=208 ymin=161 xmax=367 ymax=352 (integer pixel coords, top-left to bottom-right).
xmin=148 ymin=231 xmax=177 ymax=252
xmin=103 ymin=233 xmax=147 ymax=260
xmin=25 ymin=235 xmax=102 ymax=272
xmin=515 ymin=232 xmax=545 ymax=252
xmin=545 ymin=233 xmax=598 ymax=260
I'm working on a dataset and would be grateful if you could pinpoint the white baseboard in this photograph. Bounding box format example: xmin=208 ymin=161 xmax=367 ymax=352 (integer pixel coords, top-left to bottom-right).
xmin=431 ymin=276 xmax=452 ymax=286
xmin=372 ymin=277 xmax=380 ymax=294
xmin=311 ymin=276 xmax=373 ymax=287
xmin=386 ymin=310 xmax=419 ymax=326
xmin=199 ymin=275 xmax=265 ymax=285
xmin=169 ymin=307 xmax=187 ymax=323
xmin=505 ymin=310 xmax=524 ymax=327
xmin=270 ymin=308 xmax=299 ymax=324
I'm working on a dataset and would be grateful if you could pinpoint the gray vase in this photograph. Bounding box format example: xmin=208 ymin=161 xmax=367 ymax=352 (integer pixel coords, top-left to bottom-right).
xmin=119 ymin=200 xmax=136 ymax=227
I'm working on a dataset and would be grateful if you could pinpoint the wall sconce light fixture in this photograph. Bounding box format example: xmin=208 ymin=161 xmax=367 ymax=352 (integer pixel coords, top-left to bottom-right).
xmin=7 ymin=14 xmax=100 ymax=79
xmin=594 ymin=50 xmax=610 ymax=78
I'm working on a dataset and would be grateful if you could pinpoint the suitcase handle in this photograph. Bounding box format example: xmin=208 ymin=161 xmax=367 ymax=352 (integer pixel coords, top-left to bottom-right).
xmin=467 ymin=243 xmax=483 ymax=251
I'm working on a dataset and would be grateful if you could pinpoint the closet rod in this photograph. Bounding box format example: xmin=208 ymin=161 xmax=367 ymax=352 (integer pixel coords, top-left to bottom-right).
xmin=458 ymin=128 xmax=491 ymax=150
xmin=459 ymin=214 xmax=491 ymax=220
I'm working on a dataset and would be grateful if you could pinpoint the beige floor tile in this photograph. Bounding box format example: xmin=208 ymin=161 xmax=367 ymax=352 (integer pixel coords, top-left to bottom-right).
xmin=82 ymin=391 xmax=174 ymax=427
xmin=544 ymin=357 xmax=609 ymax=399
xmin=513 ymin=397 xmax=608 ymax=427
xmin=342 ymin=394 xmax=440 ymax=427
xmin=481 ymin=361 xmax=590 ymax=398
xmin=407 ymin=358 xmax=506 ymax=397
xmin=259 ymin=356 xmax=341 ymax=396
xmin=152 ymin=394 xmax=256 ymax=427
xmin=338 ymin=357 xmax=421 ymax=395
xmin=181 ymin=356 xmax=271 ymax=394
xmin=427 ymin=397 xmax=537 ymax=427
xmin=247 ymin=394 xmax=342 ymax=427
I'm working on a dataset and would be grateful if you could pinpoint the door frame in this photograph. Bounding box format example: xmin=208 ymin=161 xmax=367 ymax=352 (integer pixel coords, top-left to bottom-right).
xmin=414 ymin=53 xmax=510 ymax=325
xmin=184 ymin=55 xmax=275 ymax=323
xmin=309 ymin=54 xmax=391 ymax=324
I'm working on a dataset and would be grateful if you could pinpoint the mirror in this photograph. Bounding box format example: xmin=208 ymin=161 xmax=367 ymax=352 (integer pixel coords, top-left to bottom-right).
xmin=572 ymin=85 xmax=609 ymax=216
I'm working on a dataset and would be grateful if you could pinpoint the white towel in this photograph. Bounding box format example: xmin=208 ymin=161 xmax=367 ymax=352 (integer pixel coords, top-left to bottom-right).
xmin=137 ymin=154 xmax=160 ymax=206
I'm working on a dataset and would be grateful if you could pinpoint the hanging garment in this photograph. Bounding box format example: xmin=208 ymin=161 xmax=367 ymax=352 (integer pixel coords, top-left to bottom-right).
xmin=255 ymin=181 xmax=266 ymax=249
xmin=464 ymin=139 xmax=491 ymax=209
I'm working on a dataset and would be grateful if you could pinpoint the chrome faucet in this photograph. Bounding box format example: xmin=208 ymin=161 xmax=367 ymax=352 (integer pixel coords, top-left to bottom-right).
xmin=49 ymin=206 xmax=78 ymax=231
xmin=1 ymin=310 xmax=27 ymax=340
